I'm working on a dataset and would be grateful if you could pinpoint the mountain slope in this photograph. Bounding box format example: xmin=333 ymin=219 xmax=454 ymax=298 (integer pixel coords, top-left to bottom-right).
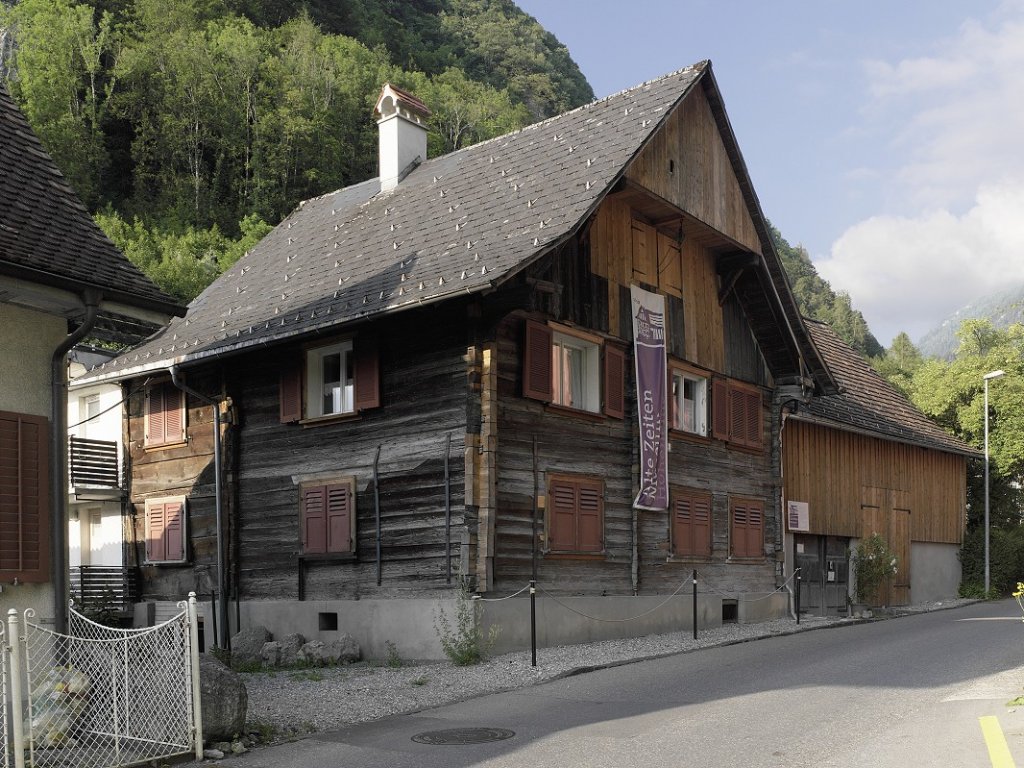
xmin=917 ymin=282 xmax=1024 ymax=359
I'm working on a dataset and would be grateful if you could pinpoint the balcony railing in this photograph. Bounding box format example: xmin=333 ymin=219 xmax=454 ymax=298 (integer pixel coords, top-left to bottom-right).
xmin=70 ymin=565 xmax=139 ymax=622
xmin=69 ymin=436 xmax=120 ymax=488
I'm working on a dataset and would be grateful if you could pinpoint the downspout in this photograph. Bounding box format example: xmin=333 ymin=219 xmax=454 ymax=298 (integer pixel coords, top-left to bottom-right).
xmin=169 ymin=366 xmax=228 ymax=649
xmin=51 ymin=289 xmax=101 ymax=634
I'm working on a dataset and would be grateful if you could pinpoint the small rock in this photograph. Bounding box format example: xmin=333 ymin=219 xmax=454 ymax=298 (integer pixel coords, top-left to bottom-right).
xmin=203 ymin=748 xmax=225 ymax=760
xmin=231 ymin=626 xmax=272 ymax=665
xmin=213 ymin=741 xmax=232 ymax=752
xmin=231 ymin=740 xmax=248 ymax=754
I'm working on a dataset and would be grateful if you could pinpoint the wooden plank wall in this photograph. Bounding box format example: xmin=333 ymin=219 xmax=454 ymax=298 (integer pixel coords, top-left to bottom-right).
xmin=782 ymin=419 xmax=967 ymax=544
xmin=624 ymin=84 xmax=761 ymax=254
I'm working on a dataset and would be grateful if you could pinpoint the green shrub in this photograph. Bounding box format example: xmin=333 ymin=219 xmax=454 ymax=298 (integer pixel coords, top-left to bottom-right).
xmin=433 ymin=587 xmax=498 ymax=666
xmin=853 ymin=533 xmax=898 ymax=605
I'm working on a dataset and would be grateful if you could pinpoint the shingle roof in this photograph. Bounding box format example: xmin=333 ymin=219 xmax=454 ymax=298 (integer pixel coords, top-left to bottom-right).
xmin=0 ymin=85 xmax=182 ymax=317
xmin=84 ymin=63 xmax=709 ymax=381
xmin=797 ymin=320 xmax=979 ymax=457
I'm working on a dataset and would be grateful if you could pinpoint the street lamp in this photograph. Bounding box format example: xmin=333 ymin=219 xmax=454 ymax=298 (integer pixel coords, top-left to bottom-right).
xmin=984 ymin=369 xmax=1005 ymax=595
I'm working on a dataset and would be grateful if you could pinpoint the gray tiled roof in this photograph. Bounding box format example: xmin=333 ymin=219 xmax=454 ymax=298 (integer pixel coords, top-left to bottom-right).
xmin=84 ymin=63 xmax=708 ymax=381
xmin=0 ymin=85 xmax=181 ymax=314
xmin=799 ymin=320 xmax=979 ymax=457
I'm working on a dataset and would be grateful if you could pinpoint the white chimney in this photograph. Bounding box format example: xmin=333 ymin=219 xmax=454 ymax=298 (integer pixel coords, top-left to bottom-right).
xmin=374 ymin=83 xmax=431 ymax=192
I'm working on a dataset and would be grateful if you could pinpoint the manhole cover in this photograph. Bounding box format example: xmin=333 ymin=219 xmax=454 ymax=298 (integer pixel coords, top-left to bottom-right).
xmin=411 ymin=727 xmax=515 ymax=745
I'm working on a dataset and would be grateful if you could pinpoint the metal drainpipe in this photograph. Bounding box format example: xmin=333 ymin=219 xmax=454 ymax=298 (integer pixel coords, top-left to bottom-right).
xmin=169 ymin=366 xmax=228 ymax=649
xmin=51 ymin=289 xmax=101 ymax=634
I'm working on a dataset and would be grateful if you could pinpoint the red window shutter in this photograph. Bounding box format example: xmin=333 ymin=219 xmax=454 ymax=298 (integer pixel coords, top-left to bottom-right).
xmin=729 ymin=385 xmax=746 ymax=444
xmin=711 ymin=378 xmax=729 ymax=441
xmin=523 ymin=320 xmax=553 ymax=401
xmin=693 ymin=494 xmax=712 ymax=557
xmin=147 ymin=502 xmax=167 ymax=562
xmin=603 ymin=344 xmax=626 ymax=419
xmin=145 ymin=386 xmax=165 ymax=446
xmin=354 ymin=338 xmax=380 ymax=411
xmin=0 ymin=411 xmax=50 ymax=582
xmin=279 ymin=364 xmax=303 ymax=423
xmin=325 ymin=483 xmax=353 ymax=553
xmin=577 ymin=480 xmax=604 ymax=552
xmin=746 ymin=504 xmax=764 ymax=557
xmin=673 ymin=490 xmax=711 ymax=557
xmin=745 ymin=390 xmax=762 ymax=448
xmin=673 ymin=495 xmax=694 ymax=556
xmin=301 ymin=486 xmax=328 ymax=554
xmin=164 ymin=500 xmax=185 ymax=561
xmin=164 ymin=386 xmax=184 ymax=444
xmin=548 ymin=478 xmax=577 ymax=551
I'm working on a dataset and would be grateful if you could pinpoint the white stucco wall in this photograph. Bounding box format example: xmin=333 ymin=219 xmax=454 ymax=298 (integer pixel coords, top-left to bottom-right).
xmin=0 ymin=302 xmax=65 ymax=625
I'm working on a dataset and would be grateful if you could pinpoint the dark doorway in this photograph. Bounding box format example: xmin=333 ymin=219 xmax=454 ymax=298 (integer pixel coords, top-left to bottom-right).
xmin=794 ymin=534 xmax=850 ymax=616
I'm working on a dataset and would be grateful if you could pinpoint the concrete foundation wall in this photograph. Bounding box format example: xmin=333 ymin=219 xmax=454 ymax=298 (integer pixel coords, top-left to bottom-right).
xmin=910 ymin=541 xmax=961 ymax=603
xmin=162 ymin=592 xmax=791 ymax=661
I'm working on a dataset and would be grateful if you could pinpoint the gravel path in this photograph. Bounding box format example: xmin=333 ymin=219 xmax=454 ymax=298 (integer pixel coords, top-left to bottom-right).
xmin=240 ymin=599 xmax=973 ymax=737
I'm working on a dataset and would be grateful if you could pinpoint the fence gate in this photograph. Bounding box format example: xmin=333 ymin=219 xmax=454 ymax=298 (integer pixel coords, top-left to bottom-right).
xmin=3 ymin=593 xmax=202 ymax=768
xmin=2 ymin=622 xmax=10 ymax=768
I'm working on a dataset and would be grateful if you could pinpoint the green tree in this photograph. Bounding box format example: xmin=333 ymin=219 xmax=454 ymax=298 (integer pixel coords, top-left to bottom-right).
xmin=871 ymin=332 xmax=922 ymax=396
xmin=1 ymin=0 xmax=116 ymax=206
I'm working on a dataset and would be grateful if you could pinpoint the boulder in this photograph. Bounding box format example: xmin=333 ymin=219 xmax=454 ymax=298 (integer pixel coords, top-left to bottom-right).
xmin=260 ymin=641 xmax=282 ymax=666
xmin=230 ymin=625 xmax=272 ymax=665
xmin=298 ymin=635 xmax=361 ymax=666
xmin=199 ymin=654 xmax=248 ymax=742
xmin=261 ymin=632 xmax=306 ymax=667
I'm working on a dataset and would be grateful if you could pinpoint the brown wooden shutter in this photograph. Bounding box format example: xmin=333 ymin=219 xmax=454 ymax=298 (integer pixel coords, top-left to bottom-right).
xmin=279 ymin=364 xmax=303 ymax=423
xmin=165 ymin=386 xmax=184 ymax=444
xmin=693 ymin=494 xmax=712 ymax=557
xmin=673 ymin=494 xmax=693 ymax=555
xmin=548 ymin=478 xmax=577 ymax=551
xmin=577 ymin=479 xmax=604 ymax=552
xmin=711 ymin=378 xmax=729 ymax=441
xmin=673 ymin=490 xmax=711 ymax=557
xmin=325 ymin=483 xmax=353 ymax=553
xmin=301 ymin=486 xmax=328 ymax=554
xmin=668 ymin=371 xmax=678 ymax=431
xmin=731 ymin=500 xmax=764 ymax=558
xmin=145 ymin=386 xmax=164 ymax=446
xmin=0 ymin=411 xmax=50 ymax=582
xmin=523 ymin=320 xmax=553 ymax=401
xmin=354 ymin=338 xmax=380 ymax=411
xmin=729 ymin=385 xmax=746 ymax=444
xmin=603 ymin=344 xmax=625 ymax=419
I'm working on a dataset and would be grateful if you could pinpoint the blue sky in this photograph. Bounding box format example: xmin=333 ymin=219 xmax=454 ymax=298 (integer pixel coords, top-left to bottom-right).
xmin=515 ymin=0 xmax=1024 ymax=347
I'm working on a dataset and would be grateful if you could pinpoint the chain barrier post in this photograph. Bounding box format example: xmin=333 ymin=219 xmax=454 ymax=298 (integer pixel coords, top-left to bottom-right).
xmin=187 ymin=593 xmax=205 ymax=760
xmin=692 ymin=570 xmax=698 ymax=641
xmin=795 ymin=568 xmax=802 ymax=625
xmin=529 ymin=580 xmax=537 ymax=667
xmin=7 ymin=610 xmax=25 ymax=768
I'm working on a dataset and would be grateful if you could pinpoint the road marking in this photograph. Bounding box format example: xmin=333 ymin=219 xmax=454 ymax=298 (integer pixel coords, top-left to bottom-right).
xmin=957 ymin=618 xmax=1024 ymax=622
xmin=980 ymin=716 xmax=1016 ymax=768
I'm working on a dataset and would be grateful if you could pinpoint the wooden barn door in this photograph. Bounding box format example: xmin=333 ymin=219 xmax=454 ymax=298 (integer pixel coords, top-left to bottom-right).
xmin=859 ymin=487 xmax=911 ymax=607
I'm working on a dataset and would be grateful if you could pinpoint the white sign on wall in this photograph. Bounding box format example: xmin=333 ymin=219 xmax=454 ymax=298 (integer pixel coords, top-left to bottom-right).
xmin=787 ymin=500 xmax=810 ymax=532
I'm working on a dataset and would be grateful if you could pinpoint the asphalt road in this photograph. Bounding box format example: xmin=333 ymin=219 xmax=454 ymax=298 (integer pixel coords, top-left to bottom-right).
xmin=217 ymin=600 xmax=1024 ymax=767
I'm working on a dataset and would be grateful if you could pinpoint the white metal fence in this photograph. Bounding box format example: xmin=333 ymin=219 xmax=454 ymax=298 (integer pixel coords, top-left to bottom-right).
xmin=2 ymin=593 xmax=202 ymax=768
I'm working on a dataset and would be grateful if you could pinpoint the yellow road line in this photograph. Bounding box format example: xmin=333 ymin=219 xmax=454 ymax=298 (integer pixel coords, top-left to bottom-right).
xmin=980 ymin=716 xmax=1016 ymax=768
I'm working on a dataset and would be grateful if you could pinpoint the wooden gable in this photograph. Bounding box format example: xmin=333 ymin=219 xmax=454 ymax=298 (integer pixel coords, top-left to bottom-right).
xmin=625 ymin=82 xmax=761 ymax=255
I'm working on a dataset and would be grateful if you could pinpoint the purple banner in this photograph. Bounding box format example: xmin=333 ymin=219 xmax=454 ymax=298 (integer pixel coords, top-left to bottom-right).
xmin=631 ymin=286 xmax=669 ymax=510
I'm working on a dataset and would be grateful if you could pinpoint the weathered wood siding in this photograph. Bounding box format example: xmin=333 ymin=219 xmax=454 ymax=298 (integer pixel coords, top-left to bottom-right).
xmin=625 ymin=84 xmax=761 ymax=254
xmin=782 ymin=419 xmax=967 ymax=544
xmin=489 ymin=188 xmax=780 ymax=597
xmin=128 ymin=302 xmax=473 ymax=603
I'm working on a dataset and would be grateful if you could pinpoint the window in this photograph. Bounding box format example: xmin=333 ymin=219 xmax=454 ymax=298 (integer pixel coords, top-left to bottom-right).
xmin=671 ymin=488 xmax=712 ymax=557
xmin=300 ymin=478 xmax=355 ymax=555
xmin=280 ymin=337 xmax=379 ymax=423
xmin=0 ymin=411 xmax=49 ymax=582
xmin=79 ymin=393 xmax=100 ymax=439
xmin=671 ymin=367 xmax=708 ymax=436
xmin=523 ymin=320 xmax=625 ymax=418
xmin=712 ymin=378 xmax=763 ymax=449
xmin=144 ymin=382 xmax=185 ymax=448
xmin=546 ymin=474 xmax=604 ymax=554
xmin=730 ymin=497 xmax=764 ymax=559
xmin=145 ymin=497 xmax=186 ymax=563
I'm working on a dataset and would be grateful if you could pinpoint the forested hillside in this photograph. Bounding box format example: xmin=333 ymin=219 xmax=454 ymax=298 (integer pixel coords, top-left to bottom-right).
xmin=0 ymin=0 xmax=590 ymax=299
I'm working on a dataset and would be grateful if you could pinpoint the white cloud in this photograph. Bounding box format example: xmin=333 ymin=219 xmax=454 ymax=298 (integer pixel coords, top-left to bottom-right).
xmin=818 ymin=182 xmax=1024 ymax=345
xmin=819 ymin=5 xmax=1024 ymax=346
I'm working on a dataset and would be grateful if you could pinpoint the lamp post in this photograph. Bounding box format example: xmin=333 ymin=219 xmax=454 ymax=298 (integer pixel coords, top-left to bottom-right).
xmin=984 ymin=369 xmax=1005 ymax=595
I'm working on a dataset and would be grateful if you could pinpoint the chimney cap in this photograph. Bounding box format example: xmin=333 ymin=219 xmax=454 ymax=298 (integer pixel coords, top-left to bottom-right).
xmin=375 ymin=83 xmax=431 ymax=121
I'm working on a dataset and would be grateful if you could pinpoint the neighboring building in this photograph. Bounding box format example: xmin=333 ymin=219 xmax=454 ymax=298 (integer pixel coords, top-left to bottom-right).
xmin=0 ymin=85 xmax=182 ymax=630
xmin=78 ymin=63 xmax=961 ymax=658
xmin=782 ymin=320 xmax=979 ymax=614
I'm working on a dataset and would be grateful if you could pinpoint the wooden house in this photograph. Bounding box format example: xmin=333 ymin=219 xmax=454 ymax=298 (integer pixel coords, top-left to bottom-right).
xmin=79 ymin=62 xmax=936 ymax=658
xmin=0 ymin=85 xmax=182 ymax=631
xmin=782 ymin=320 xmax=978 ymax=614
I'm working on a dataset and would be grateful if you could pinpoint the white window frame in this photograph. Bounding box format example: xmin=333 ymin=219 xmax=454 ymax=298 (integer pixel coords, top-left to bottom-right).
xmin=672 ymin=369 xmax=708 ymax=436
xmin=551 ymin=330 xmax=600 ymax=413
xmin=306 ymin=340 xmax=354 ymax=418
